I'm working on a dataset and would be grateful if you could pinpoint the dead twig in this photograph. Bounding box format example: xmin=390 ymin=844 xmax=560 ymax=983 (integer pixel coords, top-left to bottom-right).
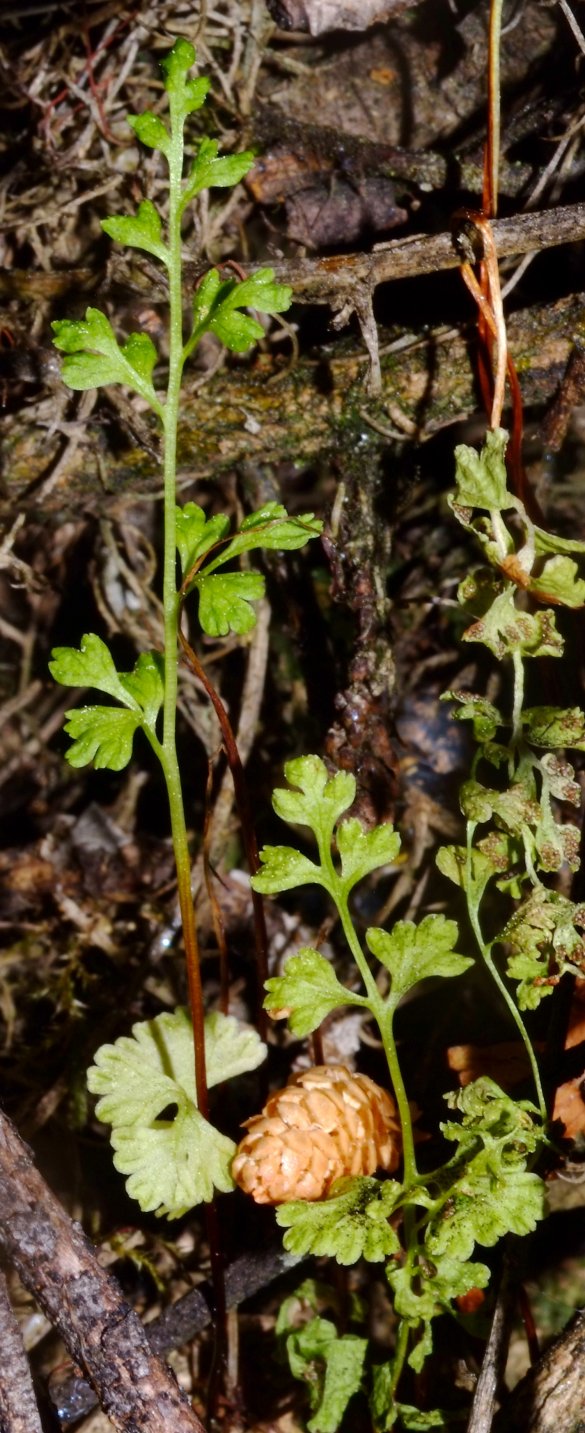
xmin=268 ymin=201 xmax=585 ymax=303
xmin=467 ymin=1258 xmax=514 ymax=1433
xmin=0 ymin=1270 xmax=43 ymax=1433
xmin=494 ymin=1306 xmax=585 ymax=1432
xmin=50 ymin=1242 xmax=304 ymax=1427
xmin=0 ymin=1109 xmax=207 ymax=1433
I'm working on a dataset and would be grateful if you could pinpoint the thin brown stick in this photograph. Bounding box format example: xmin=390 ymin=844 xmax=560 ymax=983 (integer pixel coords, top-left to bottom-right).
xmin=0 ymin=1270 xmax=43 ymax=1433
xmin=267 ymin=201 xmax=585 ymax=302
xmin=486 ymin=0 xmax=504 ymax=217
xmin=0 ymin=1110 xmax=207 ymax=1433
xmin=202 ymin=752 xmax=231 ymax=1015
xmin=467 ymin=1259 xmax=514 ymax=1433
xmin=178 ymin=627 xmax=269 ymax=1043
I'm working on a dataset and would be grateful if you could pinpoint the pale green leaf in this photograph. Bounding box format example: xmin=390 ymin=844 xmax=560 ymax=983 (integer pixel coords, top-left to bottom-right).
xmin=50 ymin=640 xmax=164 ymax=767
xmin=185 ymin=137 xmax=254 ymax=199
xmin=286 ymin=1315 xmax=336 ymax=1384
xmin=54 ymin=352 xmax=125 ymax=391
xmin=88 ymin=1008 xmax=266 ymax=1125
xmin=160 ymin=38 xmax=210 ymax=114
xmin=421 ymin=1080 xmax=545 ymax=1262
xmin=181 ymin=76 xmax=211 ymax=115
xmin=195 ymin=571 xmax=265 ymax=635
xmin=539 ymin=752 xmax=580 ymax=806
xmin=252 ymin=846 xmax=324 ymax=895
xmin=307 ymin=1333 xmax=367 ymax=1433
xmin=223 ymin=267 xmax=292 ymax=316
xmin=501 ymin=888 xmax=585 ymax=1006
xmin=442 ymin=689 xmax=502 ymax=742
xmin=425 ymin=1155 xmax=545 ymax=1262
xmin=408 ymin=1321 xmax=433 ymax=1374
xmin=443 ymin=1077 xmax=541 ymax=1136
xmin=191 ymin=267 xmax=292 ymax=353
xmin=285 ymin=1316 xmax=366 ymax=1433
xmin=119 ymin=651 xmax=164 ymax=728
xmin=52 ymin=307 xmax=159 ymax=405
xmin=396 ymin=1408 xmax=446 ymax=1431
xmin=112 ymin=1105 xmax=234 ymax=1216
xmin=206 ymin=502 xmax=323 ymax=568
xmin=530 ymin=554 xmax=585 ymax=608
xmin=370 ymin=1364 xmax=399 ymax=1432
xmin=533 ymin=800 xmax=580 ymax=873
xmin=192 ymin=268 xmax=222 ymax=329
xmin=52 ymin=306 xmax=114 ymax=353
xmin=366 ymin=915 xmax=471 ymax=1000
xmin=336 ymin=818 xmax=401 ymax=890
xmin=62 ymin=706 xmax=141 ymax=771
xmin=203 ymin=1009 xmax=267 ymax=1085
xmin=437 ymin=843 xmax=504 ymax=903
xmin=87 ymin=1008 xmax=266 ymax=1216
xmin=160 ymin=35 xmax=195 ymax=82
xmin=476 ymin=829 xmax=519 ymax=875
xmin=175 ymin=503 xmax=230 ymax=576
xmin=452 ymin=428 xmax=510 ymax=510
xmin=101 ymin=201 xmax=167 ymax=261
xmin=52 ymin=641 xmax=164 ymax=771
xmin=177 ymin=502 xmax=322 ymax=598
xmin=212 ymin=309 xmax=265 ymax=351
xmin=458 ymin=780 xmax=494 ymax=823
xmin=127 ymin=111 xmax=170 ymax=155
xmin=533 ymin=525 xmax=585 ymax=557
xmin=462 ymin=587 xmax=563 ymax=660
xmin=371 ymin=1374 xmax=447 ymax=1432
xmin=459 ymin=780 xmax=540 ymax=835
xmin=49 ymin=632 xmax=130 ymax=704
xmin=120 ymin=331 xmax=158 ymax=385
xmin=457 ymin=567 xmax=502 ymax=612
xmin=264 ymin=947 xmax=366 ymax=1035
xmin=505 ymin=876 xmax=585 ymax=1000
xmin=277 ymin=1177 xmax=401 ymax=1265
xmin=388 ymin=1255 xmax=490 ymax=1324
xmin=506 ymin=952 xmax=555 ymax=1009
xmin=521 ymin=705 xmax=585 ymax=751
xmin=272 ymin=756 xmax=356 ymax=842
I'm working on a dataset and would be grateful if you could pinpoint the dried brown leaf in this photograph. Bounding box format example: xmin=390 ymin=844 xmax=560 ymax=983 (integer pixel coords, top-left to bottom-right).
xmin=267 ymin=0 xmax=420 ymax=36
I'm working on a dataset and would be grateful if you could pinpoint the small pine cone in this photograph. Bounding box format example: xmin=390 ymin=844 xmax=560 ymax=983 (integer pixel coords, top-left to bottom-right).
xmin=232 ymin=1064 xmax=401 ymax=1204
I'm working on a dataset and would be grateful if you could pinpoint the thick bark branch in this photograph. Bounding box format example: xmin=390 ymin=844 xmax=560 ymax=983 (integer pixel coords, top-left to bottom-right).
xmin=0 ymin=1269 xmax=43 ymax=1433
xmin=0 ymin=1110 xmax=206 ymax=1433
xmin=4 ymin=292 xmax=581 ymax=514
xmin=495 ymin=1309 xmax=585 ymax=1433
xmin=50 ymin=1243 xmax=303 ymax=1427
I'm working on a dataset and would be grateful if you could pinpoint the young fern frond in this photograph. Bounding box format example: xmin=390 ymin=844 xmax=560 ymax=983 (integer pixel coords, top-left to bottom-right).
xmin=49 ymin=36 xmax=321 ymax=1213
xmin=231 ymin=426 xmax=585 ymax=1427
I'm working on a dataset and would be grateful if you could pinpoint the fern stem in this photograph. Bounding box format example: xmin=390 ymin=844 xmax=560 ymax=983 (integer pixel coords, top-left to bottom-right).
xmin=465 ymin=822 xmax=546 ymax=1121
xmin=329 ymin=878 xmax=419 ymax=1186
xmin=160 ymin=81 xmax=209 ymax=1120
xmin=487 ymin=0 xmax=504 ymax=216
xmin=332 ymin=888 xmax=421 ymax=1397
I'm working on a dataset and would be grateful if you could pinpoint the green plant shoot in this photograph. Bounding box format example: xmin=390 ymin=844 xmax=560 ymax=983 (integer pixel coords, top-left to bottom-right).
xmin=251 ymin=752 xmax=543 ymax=1428
xmin=49 ymin=37 xmax=321 ymax=1210
xmin=246 ymin=428 xmax=585 ymax=1429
